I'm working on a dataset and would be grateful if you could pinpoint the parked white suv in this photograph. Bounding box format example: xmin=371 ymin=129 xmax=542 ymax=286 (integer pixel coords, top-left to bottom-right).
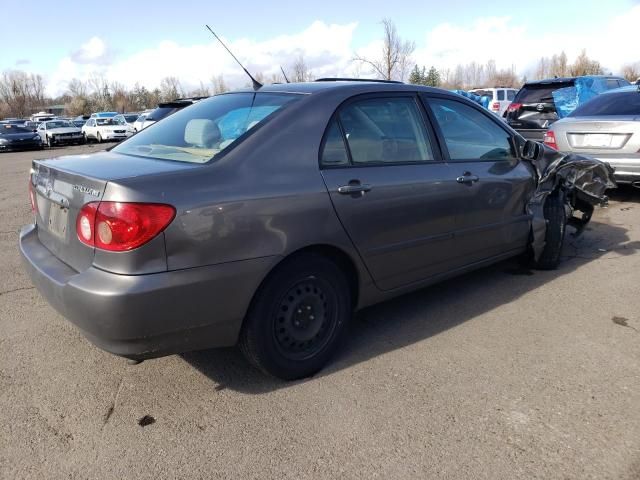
xmin=470 ymin=87 xmax=519 ymax=117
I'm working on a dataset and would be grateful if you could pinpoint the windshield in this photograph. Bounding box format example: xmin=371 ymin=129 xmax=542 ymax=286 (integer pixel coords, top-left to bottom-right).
xmin=569 ymin=92 xmax=640 ymax=116
xmin=2 ymin=125 xmax=31 ymax=133
xmin=96 ymin=118 xmax=115 ymax=125
xmin=113 ymin=93 xmax=300 ymax=163
xmin=146 ymin=106 xmax=178 ymax=122
xmin=46 ymin=120 xmax=73 ymax=128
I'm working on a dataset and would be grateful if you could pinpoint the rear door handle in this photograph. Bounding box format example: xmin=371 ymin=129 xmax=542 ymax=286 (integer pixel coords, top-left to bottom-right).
xmin=456 ymin=172 xmax=479 ymax=184
xmin=337 ymin=183 xmax=372 ymax=195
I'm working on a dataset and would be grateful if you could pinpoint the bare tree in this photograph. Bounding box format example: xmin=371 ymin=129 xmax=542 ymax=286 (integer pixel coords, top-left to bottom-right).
xmin=353 ymin=19 xmax=415 ymax=81
xmin=211 ymin=75 xmax=228 ymax=94
xmin=622 ymin=62 xmax=640 ymax=82
xmin=159 ymin=76 xmax=183 ymax=101
xmin=291 ymin=54 xmax=313 ymax=82
xmin=569 ymin=49 xmax=603 ymax=76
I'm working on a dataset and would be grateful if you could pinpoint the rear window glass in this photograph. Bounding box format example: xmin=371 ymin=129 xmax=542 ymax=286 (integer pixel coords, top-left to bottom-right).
xmin=497 ymin=90 xmax=505 ymax=101
xmin=569 ymin=92 xmax=640 ymax=116
xmin=515 ymin=83 xmax=573 ymax=103
xmin=507 ymin=90 xmax=516 ymax=100
xmin=113 ymin=93 xmax=299 ymax=163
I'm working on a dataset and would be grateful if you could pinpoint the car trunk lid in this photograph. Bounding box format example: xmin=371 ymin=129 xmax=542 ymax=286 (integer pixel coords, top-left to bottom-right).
xmin=557 ymin=116 xmax=640 ymax=154
xmin=31 ymin=150 xmax=200 ymax=272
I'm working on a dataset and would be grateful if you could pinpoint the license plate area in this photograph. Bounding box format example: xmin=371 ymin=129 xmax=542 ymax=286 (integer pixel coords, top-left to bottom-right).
xmin=582 ymin=134 xmax=612 ymax=148
xmin=47 ymin=203 xmax=69 ymax=239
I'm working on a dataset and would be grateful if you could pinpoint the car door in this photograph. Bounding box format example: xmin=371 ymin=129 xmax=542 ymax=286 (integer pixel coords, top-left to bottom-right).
xmin=87 ymin=119 xmax=97 ymax=138
xmin=421 ymin=94 xmax=535 ymax=265
xmin=320 ymin=94 xmax=465 ymax=291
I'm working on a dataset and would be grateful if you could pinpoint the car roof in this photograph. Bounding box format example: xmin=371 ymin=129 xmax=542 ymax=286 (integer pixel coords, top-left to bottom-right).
xmin=599 ymin=85 xmax=640 ymax=95
xmin=524 ymin=75 xmax=625 ymax=86
xmin=228 ymin=80 xmax=450 ymax=96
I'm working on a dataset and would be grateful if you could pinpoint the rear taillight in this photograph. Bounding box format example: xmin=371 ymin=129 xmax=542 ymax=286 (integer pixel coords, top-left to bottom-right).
xmin=507 ymin=102 xmax=522 ymax=113
xmin=28 ymin=180 xmax=36 ymax=213
xmin=543 ymin=130 xmax=558 ymax=150
xmin=491 ymin=102 xmax=500 ymax=111
xmin=76 ymin=202 xmax=175 ymax=251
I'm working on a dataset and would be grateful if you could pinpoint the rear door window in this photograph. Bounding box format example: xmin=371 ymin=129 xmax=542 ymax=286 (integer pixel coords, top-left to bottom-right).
xmin=320 ymin=120 xmax=349 ymax=166
xmin=497 ymin=90 xmax=505 ymax=101
xmin=507 ymin=90 xmax=516 ymax=101
xmin=427 ymin=97 xmax=516 ymax=161
xmin=337 ymin=97 xmax=434 ymax=164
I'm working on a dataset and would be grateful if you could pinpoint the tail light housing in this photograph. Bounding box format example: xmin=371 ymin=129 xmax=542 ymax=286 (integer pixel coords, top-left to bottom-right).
xmin=543 ymin=130 xmax=558 ymax=150
xmin=76 ymin=202 xmax=175 ymax=251
xmin=491 ymin=102 xmax=500 ymax=112
xmin=507 ymin=102 xmax=522 ymax=113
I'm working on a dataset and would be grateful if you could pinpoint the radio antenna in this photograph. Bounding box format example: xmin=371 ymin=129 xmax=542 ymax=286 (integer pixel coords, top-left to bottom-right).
xmin=280 ymin=66 xmax=290 ymax=83
xmin=205 ymin=25 xmax=262 ymax=91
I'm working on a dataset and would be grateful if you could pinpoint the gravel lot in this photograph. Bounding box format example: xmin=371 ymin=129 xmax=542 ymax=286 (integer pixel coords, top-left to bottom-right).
xmin=1 ymin=145 xmax=639 ymax=479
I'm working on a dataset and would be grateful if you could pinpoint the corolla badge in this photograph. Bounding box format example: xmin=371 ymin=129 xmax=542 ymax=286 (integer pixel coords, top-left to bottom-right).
xmin=73 ymin=184 xmax=101 ymax=197
xmin=536 ymin=103 xmax=545 ymax=112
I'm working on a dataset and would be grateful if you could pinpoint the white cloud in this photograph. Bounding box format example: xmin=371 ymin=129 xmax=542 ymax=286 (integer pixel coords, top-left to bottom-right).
xmin=45 ymin=7 xmax=640 ymax=97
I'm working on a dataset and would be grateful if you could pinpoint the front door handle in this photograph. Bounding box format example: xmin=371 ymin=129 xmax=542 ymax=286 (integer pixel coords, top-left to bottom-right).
xmin=456 ymin=172 xmax=479 ymax=184
xmin=337 ymin=183 xmax=372 ymax=195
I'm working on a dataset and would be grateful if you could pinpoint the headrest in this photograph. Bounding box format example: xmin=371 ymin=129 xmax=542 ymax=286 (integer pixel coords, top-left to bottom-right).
xmin=184 ymin=119 xmax=221 ymax=147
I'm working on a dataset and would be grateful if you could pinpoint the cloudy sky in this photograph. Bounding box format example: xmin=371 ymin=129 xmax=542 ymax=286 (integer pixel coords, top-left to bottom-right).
xmin=1 ymin=0 xmax=638 ymax=96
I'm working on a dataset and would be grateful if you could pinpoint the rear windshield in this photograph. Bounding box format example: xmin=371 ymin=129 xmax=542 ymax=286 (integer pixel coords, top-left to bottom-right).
xmin=515 ymin=83 xmax=573 ymax=103
xmin=113 ymin=92 xmax=300 ymax=163
xmin=570 ymin=91 xmax=640 ymax=116
xmin=146 ymin=107 xmax=180 ymax=122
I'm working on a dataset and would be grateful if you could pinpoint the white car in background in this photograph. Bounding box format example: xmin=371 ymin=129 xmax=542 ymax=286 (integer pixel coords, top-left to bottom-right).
xmin=132 ymin=111 xmax=152 ymax=132
xmin=112 ymin=113 xmax=138 ymax=136
xmin=81 ymin=117 xmax=129 ymax=143
xmin=470 ymin=87 xmax=519 ymax=117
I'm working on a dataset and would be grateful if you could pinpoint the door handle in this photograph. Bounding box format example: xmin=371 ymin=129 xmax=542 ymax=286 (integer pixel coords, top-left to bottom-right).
xmin=456 ymin=172 xmax=479 ymax=184
xmin=337 ymin=183 xmax=372 ymax=195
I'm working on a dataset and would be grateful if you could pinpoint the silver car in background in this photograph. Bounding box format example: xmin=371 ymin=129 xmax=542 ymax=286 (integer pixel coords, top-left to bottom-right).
xmin=545 ymin=86 xmax=640 ymax=186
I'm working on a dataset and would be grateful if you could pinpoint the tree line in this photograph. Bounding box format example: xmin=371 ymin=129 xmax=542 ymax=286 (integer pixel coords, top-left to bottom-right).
xmin=1 ymin=19 xmax=638 ymax=119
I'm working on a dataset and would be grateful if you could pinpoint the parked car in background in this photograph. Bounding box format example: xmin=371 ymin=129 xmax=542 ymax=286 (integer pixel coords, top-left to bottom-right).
xmin=30 ymin=112 xmax=56 ymax=123
xmin=72 ymin=115 xmax=90 ymax=128
xmin=141 ymin=98 xmax=206 ymax=130
xmin=0 ymin=118 xmax=28 ymax=126
xmin=37 ymin=119 xmax=84 ymax=147
xmin=82 ymin=117 xmax=129 ymax=143
xmin=469 ymin=87 xmax=518 ymax=116
xmin=0 ymin=124 xmax=42 ymax=151
xmin=23 ymin=121 xmax=41 ymax=131
xmin=506 ymin=76 xmax=630 ymax=140
xmin=133 ymin=113 xmax=148 ymax=132
xmin=112 ymin=113 xmax=138 ymax=136
xmin=545 ymin=85 xmax=640 ymax=185
xmin=19 ymin=80 xmax=614 ymax=380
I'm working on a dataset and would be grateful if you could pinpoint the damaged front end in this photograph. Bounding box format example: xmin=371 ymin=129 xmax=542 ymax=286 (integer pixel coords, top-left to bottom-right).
xmin=522 ymin=140 xmax=617 ymax=260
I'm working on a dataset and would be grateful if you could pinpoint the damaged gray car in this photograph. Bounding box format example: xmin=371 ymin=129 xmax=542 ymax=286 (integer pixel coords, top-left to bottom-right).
xmin=19 ymin=80 xmax=615 ymax=380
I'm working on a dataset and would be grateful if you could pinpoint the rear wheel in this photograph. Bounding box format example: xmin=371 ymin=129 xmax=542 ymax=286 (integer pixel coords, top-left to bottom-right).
xmin=239 ymin=253 xmax=352 ymax=380
xmin=533 ymin=190 xmax=568 ymax=270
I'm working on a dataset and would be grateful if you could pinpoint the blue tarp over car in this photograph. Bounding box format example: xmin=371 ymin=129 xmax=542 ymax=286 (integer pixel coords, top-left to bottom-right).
xmin=552 ymin=77 xmax=611 ymax=119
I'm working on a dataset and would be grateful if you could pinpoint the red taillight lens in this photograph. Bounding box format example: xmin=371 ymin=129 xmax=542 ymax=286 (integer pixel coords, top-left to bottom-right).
xmin=507 ymin=102 xmax=522 ymax=113
xmin=76 ymin=202 xmax=175 ymax=251
xmin=491 ymin=102 xmax=500 ymax=111
xmin=543 ymin=130 xmax=558 ymax=151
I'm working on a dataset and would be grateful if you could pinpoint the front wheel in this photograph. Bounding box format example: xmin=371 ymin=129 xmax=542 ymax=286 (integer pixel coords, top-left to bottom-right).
xmin=96 ymin=132 xmax=102 ymax=143
xmin=533 ymin=190 xmax=568 ymax=270
xmin=239 ymin=253 xmax=352 ymax=380
xmin=46 ymin=136 xmax=53 ymax=148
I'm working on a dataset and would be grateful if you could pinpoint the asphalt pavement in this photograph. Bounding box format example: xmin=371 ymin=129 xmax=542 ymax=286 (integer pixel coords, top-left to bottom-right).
xmin=1 ymin=145 xmax=639 ymax=479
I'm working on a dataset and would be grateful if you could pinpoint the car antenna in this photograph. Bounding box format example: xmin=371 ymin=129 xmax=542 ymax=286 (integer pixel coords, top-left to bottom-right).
xmin=280 ymin=66 xmax=290 ymax=83
xmin=205 ymin=25 xmax=262 ymax=91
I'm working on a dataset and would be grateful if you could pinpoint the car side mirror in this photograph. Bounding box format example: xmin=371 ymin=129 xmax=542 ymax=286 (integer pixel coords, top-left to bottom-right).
xmin=521 ymin=139 xmax=543 ymax=161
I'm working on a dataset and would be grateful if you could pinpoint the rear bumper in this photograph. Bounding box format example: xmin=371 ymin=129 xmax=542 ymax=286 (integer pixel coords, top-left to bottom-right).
xmin=593 ymin=156 xmax=640 ymax=183
xmin=19 ymin=224 xmax=279 ymax=359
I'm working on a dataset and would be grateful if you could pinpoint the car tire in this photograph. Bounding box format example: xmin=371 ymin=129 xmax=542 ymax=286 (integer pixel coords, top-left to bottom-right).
xmin=46 ymin=136 xmax=53 ymax=148
xmin=239 ymin=253 xmax=352 ymax=380
xmin=96 ymin=132 xmax=102 ymax=143
xmin=533 ymin=190 xmax=567 ymax=270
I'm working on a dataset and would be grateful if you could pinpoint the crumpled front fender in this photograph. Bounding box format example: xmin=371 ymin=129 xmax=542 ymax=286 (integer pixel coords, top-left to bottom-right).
xmin=525 ymin=145 xmax=616 ymax=260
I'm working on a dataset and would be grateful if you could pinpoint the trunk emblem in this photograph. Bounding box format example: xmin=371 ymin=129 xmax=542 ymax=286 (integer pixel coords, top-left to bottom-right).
xmin=73 ymin=184 xmax=101 ymax=197
xmin=536 ymin=104 xmax=545 ymax=112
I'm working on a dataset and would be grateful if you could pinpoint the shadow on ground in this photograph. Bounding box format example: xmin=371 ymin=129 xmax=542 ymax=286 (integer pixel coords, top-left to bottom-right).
xmin=182 ymin=212 xmax=638 ymax=394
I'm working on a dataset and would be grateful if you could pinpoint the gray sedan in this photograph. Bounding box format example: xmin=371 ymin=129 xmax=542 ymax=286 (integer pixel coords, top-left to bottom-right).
xmin=37 ymin=119 xmax=85 ymax=147
xmin=20 ymin=81 xmax=613 ymax=380
xmin=545 ymin=85 xmax=640 ymax=185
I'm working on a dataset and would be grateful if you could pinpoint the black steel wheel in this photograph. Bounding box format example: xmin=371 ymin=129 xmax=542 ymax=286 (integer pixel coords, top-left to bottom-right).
xmin=240 ymin=253 xmax=352 ymax=380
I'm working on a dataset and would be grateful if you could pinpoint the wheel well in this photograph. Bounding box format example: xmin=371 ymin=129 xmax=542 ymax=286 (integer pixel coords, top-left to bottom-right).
xmin=261 ymin=245 xmax=360 ymax=309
